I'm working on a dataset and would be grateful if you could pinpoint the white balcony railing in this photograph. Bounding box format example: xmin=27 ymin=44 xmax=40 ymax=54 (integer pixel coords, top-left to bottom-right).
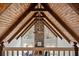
xmin=2 ymin=47 xmax=79 ymax=56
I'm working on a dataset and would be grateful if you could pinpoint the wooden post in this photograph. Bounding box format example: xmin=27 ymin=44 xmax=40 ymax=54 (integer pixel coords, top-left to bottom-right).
xmin=73 ymin=42 xmax=78 ymax=56
xmin=0 ymin=42 xmax=4 ymax=56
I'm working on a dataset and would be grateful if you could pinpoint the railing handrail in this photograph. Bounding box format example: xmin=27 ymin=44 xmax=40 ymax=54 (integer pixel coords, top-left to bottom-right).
xmin=3 ymin=47 xmax=79 ymax=51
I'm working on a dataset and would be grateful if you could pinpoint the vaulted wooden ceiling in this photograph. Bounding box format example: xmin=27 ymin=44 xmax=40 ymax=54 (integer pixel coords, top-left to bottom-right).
xmin=0 ymin=3 xmax=79 ymax=44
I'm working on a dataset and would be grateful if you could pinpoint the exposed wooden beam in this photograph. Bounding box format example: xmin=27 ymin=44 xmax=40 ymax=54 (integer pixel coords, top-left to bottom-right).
xmin=8 ymin=12 xmax=38 ymax=43
xmin=41 ymin=18 xmax=62 ymax=39
xmin=41 ymin=12 xmax=70 ymax=43
xmin=17 ymin=19 xmax=37 ymax=39
xmin=42 ymin=3 xmax=79 ymax=42
xmin=41 ymin=18 xmax=57 ymax=37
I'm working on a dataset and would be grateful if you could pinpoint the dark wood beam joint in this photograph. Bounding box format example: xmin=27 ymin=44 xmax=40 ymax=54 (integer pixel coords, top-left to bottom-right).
xmin=0 ymin=42 xmax=4 ymax=56
xmin=73 ymin=42 xmax=78 ymax=56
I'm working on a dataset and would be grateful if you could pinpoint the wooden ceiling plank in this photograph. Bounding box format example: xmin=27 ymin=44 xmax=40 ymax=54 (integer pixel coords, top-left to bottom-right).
xmin=41 ymin=3 xmax=79 ymax=43
xmin=0 ymin=4 xmax=11 ymax=15
xmin=0 ymin=3 xmax=38 ymax=43
xmin=68 ymin=4 xmax=79 ymax=15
